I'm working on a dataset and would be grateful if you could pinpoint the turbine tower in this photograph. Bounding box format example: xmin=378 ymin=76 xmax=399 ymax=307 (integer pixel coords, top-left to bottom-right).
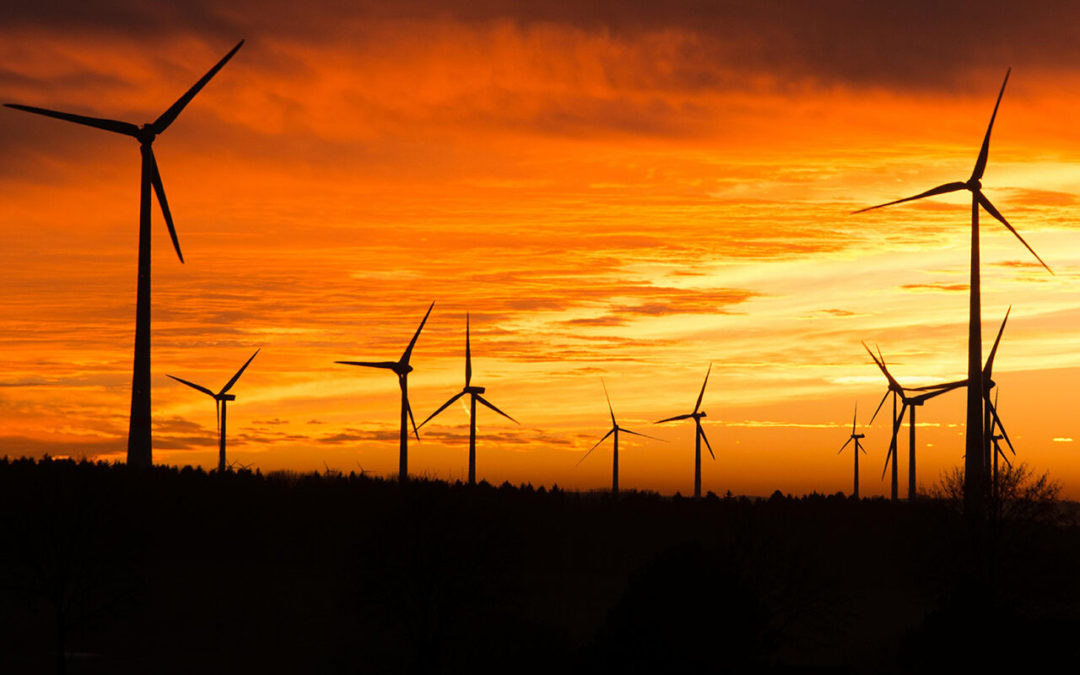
xmin=167 ymin=349 xmax=259 ymax=472
xmin=837 ymin=404 xmax=866 ymax=499
xmin=852 ymin=69 xmax=1052 ymax=515
xmin=336 ymin=302 xmax=434 ymax=482
xmin=656 ymin=364 xmax=715 ymax=498
xmin=577 ymin=378 xmax=663 ymax=495
xmin=418 ymin=314 xmax=518 ymax=485
xmin=5 ymin=40 xmax=245 ymax=468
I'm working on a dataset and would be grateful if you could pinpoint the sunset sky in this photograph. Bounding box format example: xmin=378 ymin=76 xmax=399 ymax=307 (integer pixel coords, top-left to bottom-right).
xmin=3 ymin=1 xmax=1080 ymax=498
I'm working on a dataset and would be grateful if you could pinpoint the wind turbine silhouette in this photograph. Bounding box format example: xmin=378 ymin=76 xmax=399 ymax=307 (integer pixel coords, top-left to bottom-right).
xmin=656 ymin=364 xmax=715 ymax=498
xmin=418 ymin=314 xmax=517 ymax=485
xmin=852 ymin=69 xmax=1052 ymax=513
xmin=336 ymin=302 xmax=434 ymax=482
xmin=4 ymin=40 xmax=244 ymax=468
xmin=837 ymin=404 xmax=866 ymax=499
xmin=577 ymin=378 xmax=664 ymax=495
xmin=906 ymin=308 xmax=1014 ymax=494
xmin=864 ymin=344 xmax=964 ymax=501
xmin=167 ymin=349 xmax=259 ymax=473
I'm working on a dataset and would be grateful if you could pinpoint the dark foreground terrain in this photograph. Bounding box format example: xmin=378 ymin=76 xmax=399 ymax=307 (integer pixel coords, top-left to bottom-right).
xmin=2 ymin=457 xmax=1079 ymax=674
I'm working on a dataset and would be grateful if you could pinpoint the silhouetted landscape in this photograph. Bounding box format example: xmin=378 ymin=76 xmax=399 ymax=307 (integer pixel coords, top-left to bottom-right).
xmin=3 ymin=456 xmax=1079 ymax=674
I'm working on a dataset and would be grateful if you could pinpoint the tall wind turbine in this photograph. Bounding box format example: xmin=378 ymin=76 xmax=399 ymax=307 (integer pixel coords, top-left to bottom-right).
xmin=837 ymin=404 xmax=866 ymax=499
xmin=852 ymin=69 xmax=1053 ymax=513
xmin=418 ymin=314 xmax=517 ymax=485
xmin=577 ymin=379 xmax=663 ymax=495
xmin=5 ymin=40 xmax=245 ymax=468
xmin=656 ymin=364 xmax=715 ymax=498
xmin=864 ymin=344 xmax=965 ymax=500
xmin=336 ymin=302 xmax=434 ymax=482
xmin=167 ymin=349 xmax=259 ymax=473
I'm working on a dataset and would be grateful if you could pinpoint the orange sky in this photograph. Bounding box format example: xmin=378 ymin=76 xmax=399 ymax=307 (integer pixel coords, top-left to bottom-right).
xmin=2 ymin=2 xmax=1080 ymax=497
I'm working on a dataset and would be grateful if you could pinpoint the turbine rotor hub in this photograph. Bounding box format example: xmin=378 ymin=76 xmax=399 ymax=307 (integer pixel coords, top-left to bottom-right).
xmin=136 ymin=124 xmax=156 ymax=144
xmin=967 ymin=178 xmax=982 ymax=191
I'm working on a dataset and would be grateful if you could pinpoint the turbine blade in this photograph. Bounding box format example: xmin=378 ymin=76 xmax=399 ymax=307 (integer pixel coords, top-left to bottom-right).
xmin=913 ymin=382 xmax=966 ymax=402
xmin=149 ymin=149 xmax=183 ymax=263
xmin=862 ymin=341 xmax=900 ymax=390
xmin=4 ymin=103 xmax=138 ymax=136
xmin=220 ymin=348 xmax=260 ymax=395
xmin=984 ymin=306 xmax=1011 ymax=378
xmin=152 ymin=39 xmax=245 ymax=134
xmin=476 ymin=395 xmax=518 ymax=424
xmin=868 ymin=390 xmax=890 ymax=426
xmin=851 ymin=403 xmax=857 ymax=435
xmin=418 ymin=391 xmax=465 ymax=429
xmin=619 ymin=428 xmax=666 ymax=443
xmin=406 ymin=397 xmax=420 ymax=441
xmin=851 ymin=182 xmax=967 ymax=215
xmin=577 ymin=428 xmax=615 ymax=465
xmin=693 ymin=363 xmax=712 ymax=414
xmin=601 ymin=377 xmax=616 ymax=426
xmin=971 ymin=68 xmax=1010 ymax=182
xmin=400 ymin=302 xmax=435 ymax=366
xmin=908 ymin=379 xmax=968 ymax=392
xmin=987 ymin=400 xmax=1016 ymax=455
xmin=335 ymin=360 xmax=399 ymax=370
xmin=655 ymin=413 xmax=693 ymax=424
xmin=166 ymin=374 xmax=216 ymax=398
xmin=838 ymin=437 xmax=853 ymax=454
xmin=216 ymin=399 xmax=221 ymax=438
xmin=977 ymin=192 xmax=1053 ymax=274
xmin=465 ymin=312 xmax=472 ymax=387
xmin=881 ymin=445 xmax=893 ymax=480
xmin=699 ymin=424 xmax=716 ymax=460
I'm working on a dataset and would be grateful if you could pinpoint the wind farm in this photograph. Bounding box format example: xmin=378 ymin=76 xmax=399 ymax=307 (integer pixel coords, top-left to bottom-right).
xmin=5 ymin=4 xmax=1080 ymax=672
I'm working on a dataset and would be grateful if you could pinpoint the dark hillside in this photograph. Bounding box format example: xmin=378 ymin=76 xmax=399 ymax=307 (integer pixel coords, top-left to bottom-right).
xmin=1 ymin=457 xmax=1078 ymax=674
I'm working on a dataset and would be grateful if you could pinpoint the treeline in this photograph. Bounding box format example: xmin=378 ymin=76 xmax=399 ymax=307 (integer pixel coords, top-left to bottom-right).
xmin=1 ymin=456 xmax=1078 ymax=674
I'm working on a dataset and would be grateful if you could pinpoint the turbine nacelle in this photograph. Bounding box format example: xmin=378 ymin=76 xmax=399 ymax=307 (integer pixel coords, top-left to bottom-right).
xmin=465 ymin=385 xmax=486 ymax=395
xmin=217 ymin=393 xmax=237 ymax=402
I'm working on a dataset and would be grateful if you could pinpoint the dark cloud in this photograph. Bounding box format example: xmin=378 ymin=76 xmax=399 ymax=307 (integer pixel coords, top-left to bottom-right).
xmin=4 ymin=0 xmax=1078 ymax=92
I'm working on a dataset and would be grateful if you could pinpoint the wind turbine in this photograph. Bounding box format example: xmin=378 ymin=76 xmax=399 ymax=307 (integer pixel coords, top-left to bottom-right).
xmin=864 ymin=344 xmax=965 ymax=501
xmin=905 ymin=308 xmax=1015 ymax=494
xmin=336 ymin=302 xmax=434 ymax=482
xmin=577 ymin=378 xmax=664 ymax=495
xmin=852 ymin=69 xmax=1053 ymax=514
xmin=167 ymin=349 xmax=259 ymax=473
xmin=656 ymin=364 xmax=715 ymax=498
xmin=417 ymin=313 xmax=517 ymax=485
xmin=5 ymin=40 xmax=245 ymax=468
xmin=837 ymin=404 xmax=866 ymax=499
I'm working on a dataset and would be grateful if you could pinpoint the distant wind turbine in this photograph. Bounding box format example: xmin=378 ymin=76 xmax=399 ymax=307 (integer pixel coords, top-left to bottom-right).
xmin=837 ymin=404 xmax=866 ymax=499
xmin=864 ymin=344 xmax=965 ymax=501
xmin=577 ymin=378 xmax=664 ymax=495
xmin=168 ymin=349 xmax=259 ymax=473
xmin=5 ymin=40 xmax=245 ymax=468
xmin=656 ymin=364 xmax=715 ymax=498
xmin=418 ymin=314 xmax=517 ymax=485
xmin=336 ymin=302 xmax=434 ymax=482
xmin=852 ymin=68 xmax=1053 ymax=514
